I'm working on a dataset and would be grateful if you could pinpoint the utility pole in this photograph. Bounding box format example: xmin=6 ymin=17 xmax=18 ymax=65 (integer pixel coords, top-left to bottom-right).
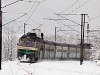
xmin=80 ymin=14 xmax=87 ymax=65
xmin=54 ymin=26 xmax=57 ymax=58
xmin=80 ymin=14 xmax=84 ymax=65
xmin=24 ymin=23 xmax=26 ymax=35
xmin=55 ymin=26 xmax=57 ymax=42
xmin=0 ymin=0 xmax=2 ymax=70
xmin=82 ymin=14 xmax=85 ymax=62
xmin=87 ymin=24 xmax=89 ymax=43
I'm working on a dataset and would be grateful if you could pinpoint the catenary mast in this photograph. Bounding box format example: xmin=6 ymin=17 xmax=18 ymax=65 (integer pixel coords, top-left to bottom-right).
xmin=0 ymin=0 xmax=2 ymax=70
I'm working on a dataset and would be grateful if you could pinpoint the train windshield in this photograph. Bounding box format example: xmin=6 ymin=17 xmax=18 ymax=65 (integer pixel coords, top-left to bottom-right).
xmin=18 ymin=39 xmax=36 ymax=47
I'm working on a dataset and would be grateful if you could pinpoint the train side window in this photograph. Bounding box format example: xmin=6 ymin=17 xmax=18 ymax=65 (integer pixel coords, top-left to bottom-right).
xmin=32 ymin=42 xmax=35 ymax=47
xmin=35 ymin=42 xmax=38 ymax=48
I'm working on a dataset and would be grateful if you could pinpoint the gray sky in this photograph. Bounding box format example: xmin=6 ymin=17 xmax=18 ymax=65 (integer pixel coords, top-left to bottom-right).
xmin=2 ymin=0 xmax=100 ymax=37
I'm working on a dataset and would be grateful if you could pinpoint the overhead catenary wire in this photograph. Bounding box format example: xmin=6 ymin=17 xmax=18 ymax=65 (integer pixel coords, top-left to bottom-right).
xmin=59 ymin=20 xmax=80 ymax=33
xmin=2 ymin=13 xmax=27 ymax=26
xmin=18 ymin=0 xmax=36 ymax=3
xmin=59 ymin=0 xmax=79 ymax=14
xmin=56 ymin=19 xmax=79 ymax=27
xmin=55 ymin=18 xmax=80 ymax=34
xmin=25 ymin=2 xmax=40 ymax=23
xmin=87 ymin=14 xmax=90 ymax=22
xmin=56 ymin=20 xmax=77 ymax=34
xmin=56 ymin=20 xmax=62 ymax=28
xmin=3 ymin=0 xmax=47 ymax=26
xmin=89 ymin=14 xmax=100 ymax=20
xmin=56 ymin=14 xmax=81 ymax=26
xmin=3 ymin=24 xmax=21 ymax=34
xmin=18 ymin=0 xmax=39 ymax=23
xmin=22 ymin=0 xmax=47 ymax=3
xmin=26 ymin=1 xmax=38 ymax=14
xmin=3 ymin=11 xmax=27 ymax=14
xmin=69 ymin=0 xmax=90 ymax=14
xmin=2 ymin=16 xmax=27 ymax=33
xmin=25 ymin=0 xmax=47 ymax=23
xmin=2 ymin=0 xmax=23 ymax=8
xmin=2 ymin=0 xmax=36 ymax=26
xmin=44 ymin=13 xmax=81 ymax=34
xmin=2 ymin=1 xmax=38 ymax=26
xmin=3 ymin=21 xmax=25 ymax=34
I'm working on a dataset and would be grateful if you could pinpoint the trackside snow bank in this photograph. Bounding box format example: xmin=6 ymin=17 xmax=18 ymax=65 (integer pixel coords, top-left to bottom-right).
xmin=0 ymin=60 xmax=100 ymax=75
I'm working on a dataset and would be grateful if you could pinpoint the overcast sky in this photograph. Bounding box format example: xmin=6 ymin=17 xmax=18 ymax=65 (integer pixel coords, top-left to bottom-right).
xmin=2 ymin=0 xmax=100 ymax=37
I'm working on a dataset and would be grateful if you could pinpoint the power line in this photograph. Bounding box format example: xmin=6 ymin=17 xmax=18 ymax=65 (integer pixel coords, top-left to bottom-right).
xmin=26 ymin=1 xmax=37 ymax=13
xmin=2 ymin=1 xmax=38 ymax=26
xmin=56 ymin=14 xmax=79 ymax=15
xmin=3 ymin=11 xmax=26 ymax=14
xmin=56 ymin=20 xmax=78 ymax=32
xmin=86 ymin=14 xmax=90 ymax=23
xmin=2 ymin=13 xmax=27 ymax=26
xmin=2 ymin=0 xmax=23 ymax=8
xmin=22 ymin=0 xmax=47 ymax=3
xmin=25 ymin=0 xmax=47 ymax=23
xmin=19 ymin=0 xmax=35 ymax=3
xmin=56 ymin=20 xmax=79 ymax=33
xmin=56 ymin=14 xmax=81 ymax=26
xmin=24 ymin=1 xmax=37 ymax=23
xmin=59 ymin=21 xmax=80 ymax=33
xmin=24 ymin=0 xmax=47 ymax=14
xmin=59 ymin=0 xmax=79 ymax=14
xmin=56 ymin=20 xmax=63 ymax=27
xmin=69 ymin=0 xmax=90 ymax=14
xmin=25 ymin=2 xmax=40 ymax=23
xmin=89 ymin=14 xmax=100 ymax=20
xmin=2 ymin=0 xmax=47 ymax=26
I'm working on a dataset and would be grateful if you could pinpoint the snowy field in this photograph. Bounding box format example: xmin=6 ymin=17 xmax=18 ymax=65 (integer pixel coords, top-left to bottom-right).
xmin=0 ymin=60 xmax=100 ymax=75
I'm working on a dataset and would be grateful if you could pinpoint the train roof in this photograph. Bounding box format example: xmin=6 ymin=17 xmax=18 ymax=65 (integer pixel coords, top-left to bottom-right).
xmin=19 ymin=34 xmax=91 ymax=49
xmin=39 ymin=39 xmax=91 ymax=49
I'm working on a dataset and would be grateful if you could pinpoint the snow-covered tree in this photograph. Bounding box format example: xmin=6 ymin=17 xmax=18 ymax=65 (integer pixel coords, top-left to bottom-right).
xmin=44 ymin=33 xmax=79 ymax=44
xmin=2 ymin=26 xmax=18 ymax=61
xmin=89 ymin=31 xmax=100 ymax=60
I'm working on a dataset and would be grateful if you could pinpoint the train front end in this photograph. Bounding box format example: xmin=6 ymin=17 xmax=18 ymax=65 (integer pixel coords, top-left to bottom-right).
xmin=17 ymin=33 xmax=39 ymax=63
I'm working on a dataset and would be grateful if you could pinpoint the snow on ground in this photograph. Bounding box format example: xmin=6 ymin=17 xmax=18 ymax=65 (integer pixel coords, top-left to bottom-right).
xmin=0 ymin=60 xmax=100 ymax=75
